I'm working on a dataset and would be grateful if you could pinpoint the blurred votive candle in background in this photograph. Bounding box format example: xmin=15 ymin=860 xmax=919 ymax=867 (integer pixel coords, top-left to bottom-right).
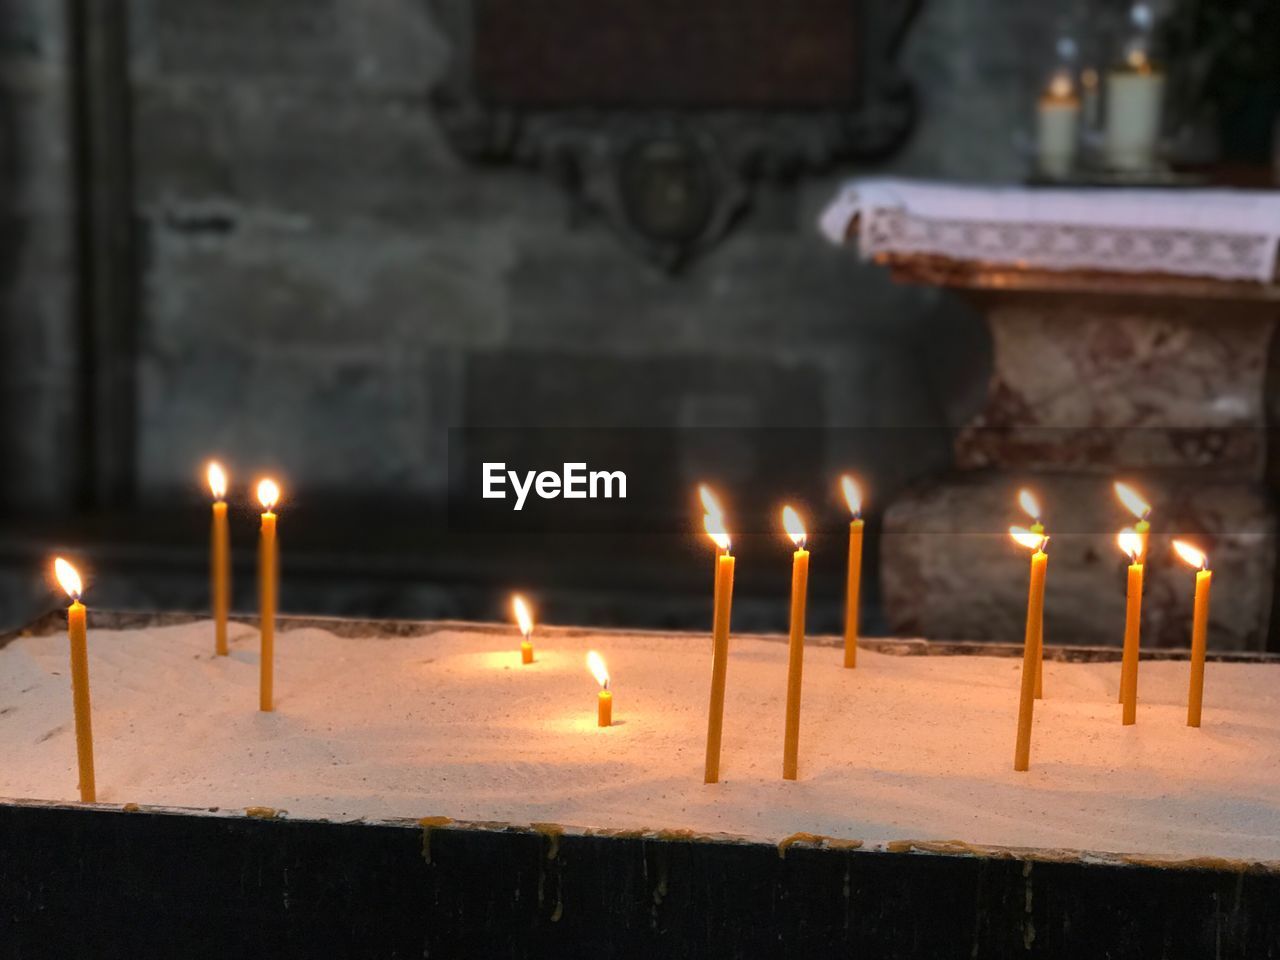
xmin=1105 ymin=49 xmax=1164 ymax=172
xmin=1036 ymin=70 xmax=1079 ymax=178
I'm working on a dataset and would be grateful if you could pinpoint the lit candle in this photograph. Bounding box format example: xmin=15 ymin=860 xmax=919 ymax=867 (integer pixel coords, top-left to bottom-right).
xmin=1010 ymin=528 xmax=1048 ymax=772
xmin=1105 ymin=51 xmax=1164 ymax=173
xmin=257 ymin=478 xmax=280 ymax=712
xmin=208 ymin=461 xmax=230 ymax=657
xmin=588 ymin=650 xmax=611 ymax=727
xmin=1114 ymin=481 xmax=1152 ymax=703
xmin=840 ymin=475 xmax=864 ymax=669
xmin=703 ymin=511 xmax=735 ymax=783
xmin=1018 ymin=489 xmax=1045 ymax=698
xmin=512 ymin=594 xmax=535 ymax=664
xmin=1174 ymin=541 xmax=1212 ymax=728
xmin=1117 ymin=529 xmax=1145 ymax=725
xmin=781 ymin=506 xmax=809 ymax=781
xmin=1036 ymin=69 xmax=1079 ymax=178
xmin=1114 ymin=482 xmax=1151 ymax=559
xmin=54 ymin=558 xmax=95 ymax=802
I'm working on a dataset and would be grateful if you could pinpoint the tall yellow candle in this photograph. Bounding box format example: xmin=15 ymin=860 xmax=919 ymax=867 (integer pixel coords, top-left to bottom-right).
xmin=1174 ymin=541 xmax=1212 ymax=728
xmin=1115 ymin=481 xmax=1152 ymax=703
xmin=512 ymin=594 xmax=535 ymax=664
xmin=703 ymin=513 xmax=735 ymax=784
xmin=1019 ymin=489 xmax=1046 ymax=699
xmin=840 ymin=475 xmax=864 ymax=669
xmin=257 ymin=479 xmax=280 ymax=712
xmin=1117 ymin=529 xmax=1144 ymax=725
xmin=208 ymin=462 xmax=230 ymax=657
xmin=781 ymin=506 xmax=809 ymax=781
xmin=55 ymin=558 xmax=95 ymax=802
xmin=1011 ymin=528 xmax=1048 ymax=772
xmin=588 ymin=651 xmax=612 ymax=727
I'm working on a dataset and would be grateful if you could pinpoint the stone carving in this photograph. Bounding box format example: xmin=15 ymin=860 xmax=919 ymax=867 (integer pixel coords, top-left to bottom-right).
xmin=429 ymin=0 xmax=920 ymax=269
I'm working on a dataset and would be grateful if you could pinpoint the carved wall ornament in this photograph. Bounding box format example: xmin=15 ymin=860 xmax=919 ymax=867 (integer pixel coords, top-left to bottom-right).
xmin=430 ymin=0 xmax=920 ymax=270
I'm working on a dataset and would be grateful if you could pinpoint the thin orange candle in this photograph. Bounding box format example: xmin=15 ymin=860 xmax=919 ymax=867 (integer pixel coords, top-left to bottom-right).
xmin=1010 ymin=528 xmax=1048 ymax=772
xmin=781 ymin=506 xmax=809 ymax=781
xmin=55 ymin=558 xmax=95 ymax=802
xmin=588 ymin=651 xmax=612 ymax=727
xmin=1117 ymin=529 xmax=1144 ymax=725
xmin=208 ymin=461 xmax=230 ymax=657
xmin=257 ymin=478 xmax=280 ymax=712
xmin=1019 ymin=489 xmax=1046 ymax=699
xmin=512 ymin=594 xmax=535 ymax=664
xmin=703 ymin=512 xmax=735 ymax=783
xmin=1174 ymin=541 xmax=1212 ymax=728
xmin=1115 ymin=482 xmax=1152 ymax=702
xmin=840 ymin=476 xmax=864 ymax=669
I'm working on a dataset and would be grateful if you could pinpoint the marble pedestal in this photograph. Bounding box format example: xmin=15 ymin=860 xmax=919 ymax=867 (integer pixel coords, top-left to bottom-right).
xmin=878 ymin=260 xmax=1280 ymax=650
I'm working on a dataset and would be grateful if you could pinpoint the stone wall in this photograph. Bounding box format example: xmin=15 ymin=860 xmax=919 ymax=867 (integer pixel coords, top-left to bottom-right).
xmin=123 ymin=0 xmax=1054 ymax=507
xmin=0 ymin=1 xmax=80 ymax=509
xmin=0 ymin=0 xmax=1060 ymax=628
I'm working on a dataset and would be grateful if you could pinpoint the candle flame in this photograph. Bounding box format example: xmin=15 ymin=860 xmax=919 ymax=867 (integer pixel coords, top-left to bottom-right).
xmin=782 ymin=505 xmax=806 ymax=549
xmin=1173 ymin=540 xmax=1208 ymax=571
xmin=703 ymin=512 xmax=730 ymax=553
xmin=698 ymin=484 xmax=723 ymax=522
xmin=1126 ymin=48 xmax=1150 ymax=73
xmin=54 ymin=557 xmax=82 ymax=600
xmin=587 ymin=650 xmax=609 ymax=690
xmin=207 ymin=461 xmax=227 ymax=500
xmin=1017 ymin=488 xmax=1041 ymax=523
xmin=512 ymin=594 xmax=533 ymax=639
xmin=840 ymin=475 xmax=863 ymax=518
xmin=257 ymin=478 xmax=280 ymax=511
xmin=1114 ymin=482 xmax=1150 ymax=521
xmin=1009 ymin=527 xmax=1047 ymax=552
xmin=1048 ymin=70 xmax=1073 ymax=98
xmin=1117 ymin=528 xmax=1142 ymax=562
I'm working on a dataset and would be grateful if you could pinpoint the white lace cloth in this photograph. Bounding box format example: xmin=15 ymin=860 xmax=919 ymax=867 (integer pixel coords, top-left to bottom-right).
xmin=819 ymin=178 xmax=1280 ymax=283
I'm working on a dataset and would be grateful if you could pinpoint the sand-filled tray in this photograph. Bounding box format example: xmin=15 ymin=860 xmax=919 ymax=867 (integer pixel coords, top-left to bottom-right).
xmin=2 ymin=612 xmax=1278 ymax=958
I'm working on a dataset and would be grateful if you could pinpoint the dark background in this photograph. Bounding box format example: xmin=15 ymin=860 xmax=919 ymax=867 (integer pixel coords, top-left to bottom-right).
xmin=0 ymin=0 xmax=1275 ymax=635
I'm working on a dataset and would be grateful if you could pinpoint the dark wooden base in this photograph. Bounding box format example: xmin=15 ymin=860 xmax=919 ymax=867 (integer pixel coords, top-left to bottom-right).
xmin=2 ymin=801 xmax=1277 ymax=959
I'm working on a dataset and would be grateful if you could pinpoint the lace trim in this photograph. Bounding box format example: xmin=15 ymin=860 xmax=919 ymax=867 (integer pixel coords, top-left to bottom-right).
xmin=861 ymin=208 xmax=1279 ymax=283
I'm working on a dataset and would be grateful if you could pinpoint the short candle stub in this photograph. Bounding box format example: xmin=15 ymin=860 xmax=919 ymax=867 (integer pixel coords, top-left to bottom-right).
xmin=512 ymin=594 xmax=534 ymax=664
xmin=587 ymin=651 xmax=611 ymax=727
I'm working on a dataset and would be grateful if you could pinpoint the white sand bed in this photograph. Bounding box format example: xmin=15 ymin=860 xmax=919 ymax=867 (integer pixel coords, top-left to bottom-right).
xmin=2 ymin=620 xmax=1278 ymax=862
